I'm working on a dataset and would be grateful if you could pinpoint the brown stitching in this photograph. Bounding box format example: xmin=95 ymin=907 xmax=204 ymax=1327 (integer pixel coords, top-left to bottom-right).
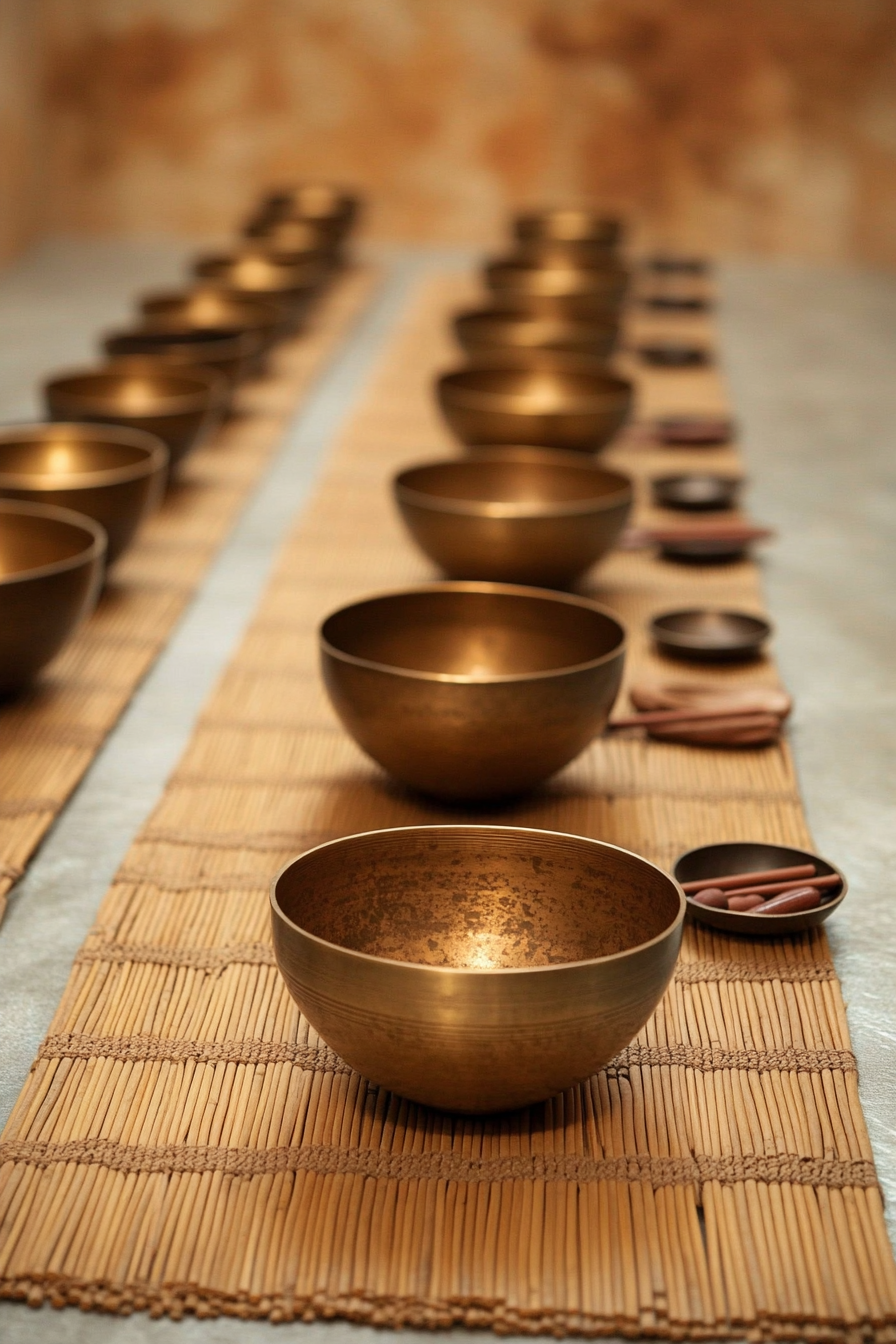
xmin=74 ymin=943 xmax=276 ymax=969
xmin=0 ymin=1137 xmax=877 ymax=1191
xmin=38 ymin=1033 xmax=348 ymax=1072
xmin=675 ymin=960 xmax=837 ymax=984
xmin=615 ymin=1042 xmax=856 ymax=1074
xmin=37 ymin=1027 xmax=856 ymax=1077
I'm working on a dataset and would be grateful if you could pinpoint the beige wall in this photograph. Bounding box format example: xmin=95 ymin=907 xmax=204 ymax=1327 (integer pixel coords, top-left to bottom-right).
xmin=0 ymin=2 xmax=45 ymax=264
xmin=5 ymin=0 xmax=896 ymax=264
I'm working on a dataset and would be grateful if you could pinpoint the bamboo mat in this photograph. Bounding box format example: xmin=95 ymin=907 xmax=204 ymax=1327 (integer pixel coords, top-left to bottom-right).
xmin=0 ymin=271 xmax=894 ymax=1340
xmin=0 ymin=264 xmax=379 ymax=925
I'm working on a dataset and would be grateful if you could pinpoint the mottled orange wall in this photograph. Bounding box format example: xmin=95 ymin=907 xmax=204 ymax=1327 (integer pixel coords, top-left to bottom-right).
xmin=0 ymin=2 xmax=45 ymax=264
xmin=10 ymin=0 xmax=896 ymax=263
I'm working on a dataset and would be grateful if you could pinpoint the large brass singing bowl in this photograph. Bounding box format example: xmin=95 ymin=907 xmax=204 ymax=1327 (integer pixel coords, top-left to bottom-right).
xmin=394 ymin=449 xmax=632 ymax=587
xmin=436 ymin=362 xmax=633 ymax=453
xmin=271 ymin=825 xmax=685 ymax=1113
xmin=44 ymin=363 xmax=226 ymax=470
xmin=0 ymin=424 xmax=167 ymax=565
xmin=0 ymin=500 xmax=106 ymax=694
xmin=485 ymin=258 xmax=628 ymax=308
xmin=514 ymin=209 xmax=623 ymax=249
xmin=102 ymin=323 xmax=258 ymax=388
xmin=454 ymin=306 xmax=618 ymax=360
xmin=192 ymin=250 xmax=323 ymax=329
xmin=320 ymin=583 xmax=626 ymax=801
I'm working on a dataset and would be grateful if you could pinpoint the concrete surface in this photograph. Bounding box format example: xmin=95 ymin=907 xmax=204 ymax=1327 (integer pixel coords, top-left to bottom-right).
xmin=0 ymin=245 xmax=893 ymax=1342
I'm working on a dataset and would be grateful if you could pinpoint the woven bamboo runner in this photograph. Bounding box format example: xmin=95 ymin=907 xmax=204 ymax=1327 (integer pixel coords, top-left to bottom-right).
xmin=1 ymin=272 xmax=893 ymax=1339
xmin=0 ymin=264 xmax=379 ymax=924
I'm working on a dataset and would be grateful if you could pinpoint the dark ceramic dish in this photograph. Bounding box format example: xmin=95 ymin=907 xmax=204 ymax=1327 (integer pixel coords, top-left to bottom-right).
xmin=674 ymin=841 xmax=846 ymax=936
xmin=650 ymin=609 xmax=771 ymax=661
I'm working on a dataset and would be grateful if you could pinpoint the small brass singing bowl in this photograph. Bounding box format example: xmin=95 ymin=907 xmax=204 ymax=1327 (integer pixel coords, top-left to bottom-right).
xmin=514 ymin=208 xmax=623 ymax=249
xmin=513 ymin=239 xmax=624 ymax=271
xmin=102 ymin=323 xmax=259 ymax=388
xmin=44 ymin=363 xmax=226 ymax=471
xmin=393 ymin=450 xmax=632 ymax=587
xmin=271 ymin=825 xmax=685 ymax=1113
xmin=320 ymin=583 xmax=626 ymax=801
xmin=257 ymin=183 xmax=361 ymax=239
xmin=0 ymin=499 xmax=106 ymax=695
xmin=436 ymin=362 xmax=633 ymax=453
xmin=484 ymin=258 xmax=629 ymax=309
xmin=0 ymin=424 xmax=167 ymax=566
xmin=139 ymin=288 xmax=284 ymax=358
xmin=651 ymin=608 xmax=772 ymax=662
xmin=192 ymin=250 xmax=324 ymax=329
xmin=454 ymin=306 xmax=618 ymax=360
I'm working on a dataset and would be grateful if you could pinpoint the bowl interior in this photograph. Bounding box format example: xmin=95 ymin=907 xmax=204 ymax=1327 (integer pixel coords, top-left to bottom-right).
xmin=398 ymin=458 xmax=629 ymax=511
xmin=276 ymin=829 xmax=681 ymax=970
xmin=0 ymin=507 xmax=98 ymax=578
xmin=0 ymin=428 xmax=157 ymax=482
xmin=47 ymin=368 xmax=212 ymax=414
xmin=195 ymin=252 xmax=315 ymax=289
xmin=653 ymin=609 xmax=770 ymax=649
xmin=440 ymin=366 xmax=628 ymax=412
xmin=652 ymin=474 xmax=740 ymax=510
xmin=458 ymin=309 xmax=615 ymax=344
xmin=142 ymin=290 xmax=278 ymax=329
xmin=515 ymin=210 xmax=620 ymax=245
xmin=323 ymin=588 xmax=624 ymax=677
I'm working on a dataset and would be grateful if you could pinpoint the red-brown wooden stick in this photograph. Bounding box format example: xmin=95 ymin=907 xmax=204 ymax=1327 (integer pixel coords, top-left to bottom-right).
xmin=681 ymin=864 xmax=815 ymax=894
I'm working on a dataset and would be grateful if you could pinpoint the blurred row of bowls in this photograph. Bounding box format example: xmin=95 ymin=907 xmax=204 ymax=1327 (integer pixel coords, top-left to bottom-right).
xmin=275 ymin=208 xmax=701 ymax=1113
xmin=0 ymin=184 xmax=361 ymax=694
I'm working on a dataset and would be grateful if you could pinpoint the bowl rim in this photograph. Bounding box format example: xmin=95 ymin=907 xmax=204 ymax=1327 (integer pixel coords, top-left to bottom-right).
xmin=0 ymin=422 xmax=169 ymax=490
xmin=650 ymin=607 xmax=772 ymax=650
xmin=674 ymin=839 xmax=847 ymax=932
xmin=320 ymin=580 xmax=627 ymax=684
xmin=193 ymin=248 xmax=325 ymax=286
xmin=436 ymin=365 xmax=633 ymax=410
xmin=0 ymin=497 xmax=107 ymax=585
xmin=271 ymin=824 xmax=686 ymax=977
xmin=139 ymin=287 xmax=283 ymax=327
xmin=103 ymin=325 xmax=256 ymax=359
xmin=45 ymin=363 xmax=225 ymax=415
xmin=393 ymin=455 xmax=633 ymax=519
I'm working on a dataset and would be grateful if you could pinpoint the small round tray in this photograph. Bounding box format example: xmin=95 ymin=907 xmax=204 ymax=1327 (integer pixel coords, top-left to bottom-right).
xmin=674 ymin=841 xmax=847 ymax=935
xmin=639 ymin=343 xmax=710 ymax=368
xmin=659 ymin=538 xmax=747 ymax=564
xmin=652 ymin=474 xmax=741 ymax=511
xmin=654 ymin=416 xmax=734 ymax=446
xmin=651 ymin=608 xmax=771 ymax=661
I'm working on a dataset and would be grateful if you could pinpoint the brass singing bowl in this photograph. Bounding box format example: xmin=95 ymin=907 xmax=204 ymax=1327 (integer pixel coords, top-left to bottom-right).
xmin=485 ymin=258 xmax=628 ymax=309
xmin=487 ymin=291 xmax=625 ymax=323
xmin=192 ymin=250 xmax=324 ymax=329
xmin=139 ymin=287 xmax=284 ymax=356
xmin=394 ymin=450 xmax=632 ymax=587
xmin=513 ymin=239 xmax=624 ymax=270
xmin=272 ymin=825 xmax=684 ymax=1113
xmin=454 ymin=306 xmax=618 ymax=360
xmin=44 ymin=363 xmax=226 ymax=470
xmin=0 ymin=424 xmax=167 ymax=566
xmin=651 ymin=608 xmax=772 ymax=662
xmin=514 ymin=209 xmax=623 ymax=249
xmin=102 ymin=322 xmax=259 ymax=388
xmin=0 ymin=500 xmax=106 ymax=694
xmin=436 ymin=361 xmax=633 ymax=453
xmin=256 ymin=183 xmax=360 ymax=240
xmin=320 ymin=583 xmax=626 ymax=801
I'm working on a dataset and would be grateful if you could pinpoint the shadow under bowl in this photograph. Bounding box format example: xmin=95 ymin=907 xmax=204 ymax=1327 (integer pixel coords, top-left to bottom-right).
xmin=513 ymin=209 xmax=623 ymax=249
xmin=436 ymin=362 xmax=633 ymax=453
xmin=44 ymin=363 xmax=226 ymax=471
xmin=394 ymin=449 xmax=632 ymax=586
xmin=485 ymin=259 xmax=628 ymax=308
xmin=651 ymin=608 xmax=772 ymax=662
xmin=454 ymin=307 xmax=618 ymax=360
xmin=652 ymin=474 xmax=742 ymax=511
xmin=0 ymin=423 xmax=168 ymax=565
xmin=272 ymin=824 xmax=684 ymax=1113
xmin=675 ymin=841 xmax=846 ymax=936
xmin=320 ymin=582 xmax=626 ymax=801
xmin=0 ymin=499 xmax=106 ymax=694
